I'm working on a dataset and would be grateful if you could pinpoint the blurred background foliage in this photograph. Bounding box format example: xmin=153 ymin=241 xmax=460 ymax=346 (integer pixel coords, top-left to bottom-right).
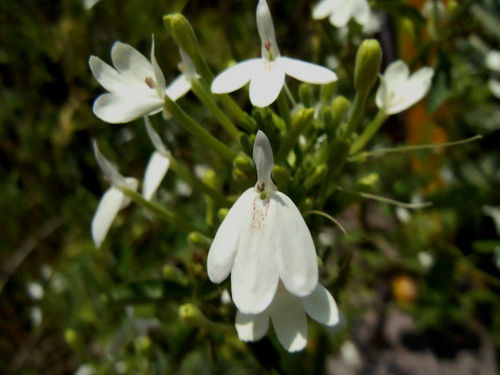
xmin=0 ymin=0 xmax=499 ymax=374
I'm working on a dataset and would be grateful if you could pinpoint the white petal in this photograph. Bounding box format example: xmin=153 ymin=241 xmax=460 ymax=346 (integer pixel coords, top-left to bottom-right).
xmin=375 ymin=75 xmax=389 ymax=112
xmin=92 ymin=140 xmax=125 ymax=187
xmin=312 ymin=0 xmax=338 ymax=20
xmin=92 ymin=187 xmax=126 ymax=248
xmin=383 ymin=60 xmax=410 ymax=89
xmin=121 ymin=177 xmax=139 ymax=208
xmin=302 ymin=284 xmax=339 ymax=326
xmin=142 ymin=151 xmax=170 ymax=200
xmin=270 ymin=290 xmax=307 ymax=352
xmin=166 ymin=74 xmax=192 ymax=101
xmin=89 ymin=56 xmax=130 ymax=93
xmin=329 ymin=1 xmax=352 ymax=27
xmin=93 ymin=93 xmax=163 ymax=124
xmin=352 ymin=0 xmax=370 ymax=25
xmin=144 ymin=117 xmax=168 ymax=155
xmin=231 ymin=193 xmax=280 ymax=313
xmin=249 ymin=61 xmax=285 ymax=107
xmin=256 ymin=0 xmax=278 ymax=53
xmin=281 ymin=57 xmax=337 ymax=84
xmin=235 ymin=310 xmax=270 ymax=342
xmin=211 ymin=59 xmax=261 ymax=94
xmin=274 ymin=192 xmax=318 ymax=296
xmin=489 ymin=78 xmax=500 ymax=99
xmin=111 ymin=41 xmax=155 ymax=82
xmin=253 ymin=130 xmax=275 ymax=190
xmin=207 ymin=188 xmax=255 ymax=283
xmin=150 ymin=37 xmax=167 ymax=91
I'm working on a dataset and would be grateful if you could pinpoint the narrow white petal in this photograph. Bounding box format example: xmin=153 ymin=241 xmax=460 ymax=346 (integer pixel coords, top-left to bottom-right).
xmin=111 ymin=41 xmax=155 ymax=82
xmin=249 ymin=61 xmax=285 ymax=107
xmin=144 ymin=117 xmax=168 ymax=155
xmin=92 ymin=140 xmax=126 ymax=187
xmin=89 ymin=56 xmax=130 ymax=93
xmin=142 ymin=151 xmax=170 ymax=200
xmin=150 ymin=37 xmax=167 ymax=91
xmin=383 ymin=60 xmax=410 ymax=89
xmin=302 ymin=284 xmax=339 ymax=326
xmin=235 ymin=310 xmax=270 ymax=342
xmin=207 ymin=188 xmax=255 ymax=283
xmin=211 ymin=59 xmax=261 ymax=94
xmin=352 ymin=0 xmax=371 ymax=25
xmin=93 ymin=93 xmax=163 ymax=124
xmin=231 ymin=194 xmax=280 ymax=313
xmin=375 ymin=75 xmax=389 ymax=112
xmin=274 ymin=192 xmax=318 ymax=296
xmin=166 ymin=74 xmax=192 ymax=101
xmin=256 ymin=0 xmax=279 ymax=57
xmin=121 ymin=177 xmax=139 ymax=208
xmin=329 ymin=1 xmax=352 ymax=27
xmin=281 ymin=57 xmax=337 ymax=84
xmin=312 ymin=0 xmax=338 ymax=20
xmin=270 ymin=290 xmax=307 ymax=352
xmin=92 ymin=187 xmax=126 ymax=248
xmin=253 ymin=130 xmax=275 ymax=190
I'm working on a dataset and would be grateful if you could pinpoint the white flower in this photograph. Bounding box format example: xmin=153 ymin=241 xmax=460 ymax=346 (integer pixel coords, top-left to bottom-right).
xmin=485 ymin=50 xmax=500 ymax=72
xmin=207 ymin=131 xmax=318 ymax=314
xmin=142 ymin=117 xmax=170 ymax=200
xmin=235 ymin=283 xmax=339 ymax=352
xmin=418 ymin=251 xmax=434 ymax=269
xmin=89 ymin=40 xmax=193 ymax=123
xmin=211 ymin=0 xmax=336 ymax=107
xmin=27 ymin=282 xmax=44 ymax=300
xmin=91 ymin=141 xmax=138 ymax=248
xmin=83 ymin=0 xmax=101 ymax=10
xmin=376 ymin=60 xmax=434 ymax=115
xmin=312 ymin=0 xmax=371 ymax=28
xmin=488 ymin=79 xmax=500 ymax=99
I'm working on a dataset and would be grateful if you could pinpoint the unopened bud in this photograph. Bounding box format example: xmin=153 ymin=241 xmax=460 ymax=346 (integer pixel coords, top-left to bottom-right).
xmin=164 ymin=14 xmax=200 ymax=65
xmin=325 ymin=96 xmax=350 ymax=137
xmin=188 ymin=232 xmax=212 ymax=248
xmin=202 ymin=169 xmax=216 ymax=187
xmin=354 ymin=39 xmax=382 ymax=94
xmin=320 ymin=81 xmax=337 ymax=104
xmin=272 ymin=165 xmax=291 ymax=188
xmin=357 ymin=172 xmax=379 ymax=188
xmin=305 ymin=164 xmax=327 ymax=190
xmin=299 ymin=84 xmax=313 ymax=107
xmin=179 ymin=303 xmax=209 ymax=328
xmin=233 ymin=153 xmax=254 ymax=174
xmin=65 ymin=328 xmax=78 ymax=347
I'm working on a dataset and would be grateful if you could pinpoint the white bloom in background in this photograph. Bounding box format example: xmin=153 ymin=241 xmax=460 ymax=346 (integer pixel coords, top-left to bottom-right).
xmin=89 ymin=40 xmax=194 ymax=124
xmin=236 ymin=283 xmax=339 ymax=352
xmin=376 ymin=60 xmax=434 ymax=115
xmin=418 ymin=251 xmax=434 ymax=269
xmin=421 ymin=0 xmax=446 ymax=20
xmin=143 ymin=117 xmax=170 ymax=200
xmin=483 ymin=205 xmax=500 ymax=236
xmin=207 ymin=131 xmax=318 ymax=314
xmin=340 ymin=340 xmax=361 ymax=365
xmin=30 ymin=306 xmax=43 ymax=327
xmin=27 ymin=282 xmax=44 ymax=300
xmin=92 ymin=141 xmax=138 ymax=248
xmin=488 ymin=79 xmax=500 ymax=99
xmin=220 ymin=289 xmax=232 ymax=305
xmin=83 ymin=0 xmax=101 ymax=10
xmin=312 ymin=0 xmax=371 ymax=28
xmin=396 ymin=207 xmax=411 ymax=223
xmin=211 ymin=0 xmax=336 ymax=107
xmin=485 ymin=50 xmax=500 ymax=72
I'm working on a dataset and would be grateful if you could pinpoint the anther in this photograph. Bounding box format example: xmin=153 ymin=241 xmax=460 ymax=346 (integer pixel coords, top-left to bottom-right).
xmin=145 ymin=77 xmax=155 ymax=89
xmin=264 ymin=41 xmax=271 ymax=51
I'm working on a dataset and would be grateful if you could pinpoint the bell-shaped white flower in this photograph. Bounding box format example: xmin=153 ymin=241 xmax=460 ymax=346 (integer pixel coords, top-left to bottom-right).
xmin=91 ymin=141 xmax=138 ymax=248
xmin=375 ymin=60 xmax=434 ymax=115
xmin=312 ymin=0 xmax=371 ymax=28
xmin=89 ymin=40 xmax=194 ymax=124
xmin=235 ymin=283 xmax=339 ymax=352
xmin=211 ymin=0 xmax=336 ymax=107
xmin=207 ymin=131 xmax=318 ymax=314
xmin=142 ymin=117 xmax=170 ymax=200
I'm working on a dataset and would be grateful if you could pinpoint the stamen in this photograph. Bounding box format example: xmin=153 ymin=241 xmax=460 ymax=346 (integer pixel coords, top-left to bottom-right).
xmin=264 ymin=40 xmax=271 ymax=51
xmin=145 ymin=77 xmax=155 ymax=89
xmin=257 ymin=181 xmax=265 ymax=192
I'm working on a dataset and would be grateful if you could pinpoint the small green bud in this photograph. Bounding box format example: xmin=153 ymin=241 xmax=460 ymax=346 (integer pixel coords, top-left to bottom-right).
xmin=305 ymin=164 xmax=327 ymax=190
xmin=325 ymin=96 xmax=350 ymax=137
xmin=238 ymin=133 xmax=253 ymax=154
xmin=179 ymin=303 xmax=208 ymax=328
xmin=164 ymin=14 xmax=199 ymax=59
xmin=299 ymin=83 xmax=313 ymax=107
xmin=272 ymin=165 xmax=291 ymax=188
xmin=202 ymin=169 xmax=216 ymax=187
xmin=233 ymin=153 xmax=254 ymax=174
xmin=357 ymin=172 xmax=379 ymax=188
xmin=188 ymin=232 xmax=212 ymax=248
xmin=218 ymin=208 xmax=229 ymax=221
xmin=162 ymin=264 xmax=183 ymax=282
xmin=354 ymin=39 xmax=382 ymax=94
xmin=135 ymin=336 xmax=152 ymax=353
xmin=64 ymin=328 xmax=78 ymax=346
xmin=320 ymin=81 xmax=337 ymax=104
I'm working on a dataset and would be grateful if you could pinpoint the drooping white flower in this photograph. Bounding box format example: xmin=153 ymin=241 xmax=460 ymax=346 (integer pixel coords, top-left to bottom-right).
xmin=142 ymin=117 xmax=170 ymax=200
xmin=89 ymin=40 xmax=193 ymax=124
xmin=235 ymin=283 xmax=339 ymax=352
xmin=376 ymin=60 xmax=434 ymax=115
xmin=91 ymin=141 xmax=138 ymax=248
xmin=207 ymin=131 xmax=318 ymax=314
xmin=211 ymin=0 xmax=336 ymax=107
xmin=312 ymin=0 xmax=371 ymax=28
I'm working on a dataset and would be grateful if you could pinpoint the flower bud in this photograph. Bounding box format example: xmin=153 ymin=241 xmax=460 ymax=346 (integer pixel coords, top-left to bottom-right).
xmin=178 ymin=303 xmax=209 ymax=328
xmin=188 ymin=232 xmax=212 ymax=248
xmin=233 ymin=153 xmax=254 ymax=174
xmin=164 ymin=13 xmax=200 ymax=67
xmin=272 ymin=165 xmax=291 ymax=188
xmin=354 ymin=39 xmax=382 ymax=94
xmin=305 ymin=164 xmax=327 ymax=190
xmin=325 ymin=96 xmax=350 ymax=137
xmin=65 ymin=328 xmax=79 ymax=347
xmin=218 ymin=208 xmax=229 ymax=221
xmin=299 ymin=83 xmax=313 ymax=107
xmin=202 ymin=169 xmax=216 ymax=187
xmin=320 ymin=81 xmax=337 ymax=104
xmin=357 ymin=172 xmax=379 ymax=188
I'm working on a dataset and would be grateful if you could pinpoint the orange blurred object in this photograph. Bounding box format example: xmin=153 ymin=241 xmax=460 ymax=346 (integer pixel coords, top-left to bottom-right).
xmin=392 ymin=274 xmax=418 ymax=304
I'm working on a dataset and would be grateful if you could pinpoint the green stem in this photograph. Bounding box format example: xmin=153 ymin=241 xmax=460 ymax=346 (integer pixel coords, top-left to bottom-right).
xmin=168 ymin=156 xmax=229 ymax=207
xmin=121 ymin=186 xmax=206 ymax=234
xmin=277 ymin=91 xmax=292 ymax=128
xmin=275 ymin=108 xmax=315 ymax=164
xmin=163 ymin=96 xmax=237 ymax=163
xmin=349 ymin=135 xmax=482 ymax=161
xmin=190 ymin=79 xmax=240 ymax=140
xmin=349 ymin=110 xmax=388 ymax=154
xmin=284 ymin=83 xmax=297 ymax=107
xmin=335 ymin=186 xmax=432 ymax=209
xmin=344 ymin=91 xmax=368 ymax=138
